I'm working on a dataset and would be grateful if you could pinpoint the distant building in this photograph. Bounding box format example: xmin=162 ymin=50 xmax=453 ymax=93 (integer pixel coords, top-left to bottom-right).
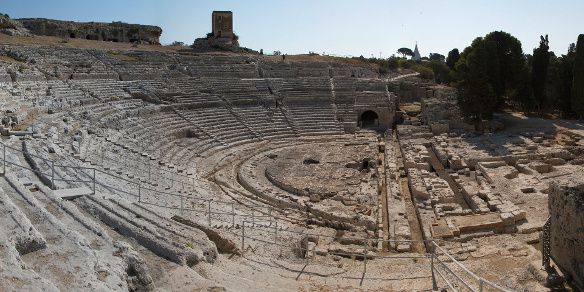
xmin=212 ymin=11 xmax=233 ymax=40
xmin=193 ymin=11 xmax=239 ymax=50
xmin=411 ymin=43 xmax=422 ymax=62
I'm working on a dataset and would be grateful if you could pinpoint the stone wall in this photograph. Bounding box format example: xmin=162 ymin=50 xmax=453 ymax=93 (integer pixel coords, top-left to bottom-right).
xmin=396 ymin=80 xmax=431 ymax=103
xmin=548 ymin=183 xmax=584 ymax=290
xmin=17 ymin=18 xmax=162 ymax=44
xmin=420 ymin=86 xmax=461 ymax=124
xmin=355 ymin=92 xmax=396 ymax=130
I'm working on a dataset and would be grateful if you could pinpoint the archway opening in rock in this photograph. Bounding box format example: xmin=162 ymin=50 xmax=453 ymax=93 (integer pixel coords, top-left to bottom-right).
xmin=360 ymin=110 xmax=379 ymax=128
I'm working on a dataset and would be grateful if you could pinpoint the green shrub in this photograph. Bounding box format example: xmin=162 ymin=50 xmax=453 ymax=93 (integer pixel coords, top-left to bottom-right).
xmin=398 ymin=58 xmax=413 ymax=69
xmin=413 ymin=64 xmax=434 ymax=80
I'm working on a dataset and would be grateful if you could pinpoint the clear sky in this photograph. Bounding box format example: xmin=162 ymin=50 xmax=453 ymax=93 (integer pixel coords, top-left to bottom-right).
xmin=3 ymin=0 xmax=583 ymax=58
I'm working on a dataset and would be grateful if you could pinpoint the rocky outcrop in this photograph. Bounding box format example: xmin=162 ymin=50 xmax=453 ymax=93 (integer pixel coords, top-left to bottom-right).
xmin=548 ymin=183 xmax=584 ymax=290
xmin=191 ymin=35 xmax=257 ymax=54
xmin=17 ymin=18 xmax=162 ymax=44
xmin=0 ymin=13 xmax=32 ymax=36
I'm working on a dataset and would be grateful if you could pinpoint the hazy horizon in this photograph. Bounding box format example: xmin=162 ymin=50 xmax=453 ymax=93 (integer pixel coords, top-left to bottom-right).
xmin=3 ymin=0 xmax=583 ymax=58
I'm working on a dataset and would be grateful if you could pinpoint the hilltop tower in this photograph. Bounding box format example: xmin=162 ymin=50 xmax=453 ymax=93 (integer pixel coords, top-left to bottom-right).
xmin=212 ymin=11 xmax=234 ymax=41
xmin=411 ymin=43 xmax=422 ymax=62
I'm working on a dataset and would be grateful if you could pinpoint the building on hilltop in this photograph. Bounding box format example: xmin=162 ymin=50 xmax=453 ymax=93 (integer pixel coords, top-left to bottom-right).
xmin=212 ymin=11 xmax=233 ymax=40
xmin=411 ymin=43 xmax=422 ymax=62
xmin=193 ymin=11 xmax=242 ymax=51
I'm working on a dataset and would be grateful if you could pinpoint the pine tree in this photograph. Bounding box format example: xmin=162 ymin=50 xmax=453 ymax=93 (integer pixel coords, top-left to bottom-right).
xmin=532 ymin=35 xmax=550 ymax=112
xmin=571 ymin=34 xmax=584 ymax=117
xmin=446 ymin=49 xmax=460 ymax=70
xmin=456 ymin=38 xmax=498 ymax=124
xmin=557 ymin=44 xmax=576 ymax=115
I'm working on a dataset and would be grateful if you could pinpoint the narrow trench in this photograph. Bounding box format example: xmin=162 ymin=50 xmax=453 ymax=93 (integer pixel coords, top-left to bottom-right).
xmin=399 ymin=178 xmax=426 ymax=253
xmin=393 ymin=133 xmax=426 ymax=253
xmin=378 ymin=139 xmax=390 ymax=251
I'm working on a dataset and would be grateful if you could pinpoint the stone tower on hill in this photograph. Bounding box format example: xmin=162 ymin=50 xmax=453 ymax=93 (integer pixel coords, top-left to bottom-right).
xmin=193 ymin=11 xmax=240 ymax=51
xmin=411 ymin=43 xmax=422 ymax=62
xmin=212 ymin=11 xmax=234 ymax=42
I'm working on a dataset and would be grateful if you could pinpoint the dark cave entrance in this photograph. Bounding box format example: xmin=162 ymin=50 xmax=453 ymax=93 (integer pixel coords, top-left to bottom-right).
xmin=360 ymin=110 xmax=379 ymax=128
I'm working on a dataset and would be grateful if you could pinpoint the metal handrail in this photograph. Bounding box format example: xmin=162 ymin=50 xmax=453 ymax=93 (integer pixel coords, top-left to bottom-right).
xmin=431 ymin=241 xmax=512 ymax=292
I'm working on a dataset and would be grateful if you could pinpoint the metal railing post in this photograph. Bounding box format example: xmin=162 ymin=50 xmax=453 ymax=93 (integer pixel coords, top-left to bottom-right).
xmin=431 ymin=252 xmax=437 ymax=291
xmin=2 ymin=144 xmax=6 ymax=175
xmin=252 ymin=210 xmax=255 ymax=227
xmin=305 ymin=230 xmax=309 ymax=265
xmin=231 ymin=202 xmax=235 ymax=228
xmin=51 ymin=161 xmax=55 ymax=190
xmin=362 ymin=240 xmax=368 ymax=283
xmin=274 ymin=220 xmax=278 ymax=244
xmin=148 ymin=160 xmax=151 ymax=181
xmin=241 ymin=221 xmax=245 ymax=251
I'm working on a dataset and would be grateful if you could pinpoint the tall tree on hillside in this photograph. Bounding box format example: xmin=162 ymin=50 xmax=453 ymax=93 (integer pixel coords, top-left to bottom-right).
xmin=532 ymin=35 xmax=551 ymax=112
xmin=455 ymin=31 xmax=530 ymax=112
xmin=557 ymin=43 xmax=576 ymax=115
xmin=483 ymin=31 xmax=530 ymax=108
xmin=446 ymin=49 xmax=460 ymax=70
xmin=397 ymin=48 xmax=414 ymax=58
xmin=545 ymin=53 xmax=561 ymax=111
xmin=429 ymin=60 xmax=451 ymax=84
xmin=456 ymin=38 xmax=498 ymax=124
xmin=572 ymin=34 xmax=584 ymax=117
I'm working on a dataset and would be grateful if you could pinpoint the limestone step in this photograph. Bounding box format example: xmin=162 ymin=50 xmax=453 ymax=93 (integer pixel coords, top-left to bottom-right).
xmin=55 ymin=186 xmax=93 ymax=200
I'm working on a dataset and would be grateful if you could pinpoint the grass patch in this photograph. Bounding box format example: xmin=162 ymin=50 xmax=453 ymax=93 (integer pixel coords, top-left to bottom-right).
xmin=107 ymin=50 xmax=138 ymax=62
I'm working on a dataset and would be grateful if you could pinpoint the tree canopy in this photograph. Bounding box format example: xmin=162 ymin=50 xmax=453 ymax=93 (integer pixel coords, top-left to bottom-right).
xmin=429 ymin=53 xmax=445 ymax=62
xmin=531 ymin=35 xmax=550 ymax=112
xmin=454 ymin=31 xmax=530 ymax=115
xmin=571 ymin=34 xmax=584 ymax=116
xmin=556 ymin=44 xmax=576 ymax=114
xmin=397 ymin=47 xmax=414 ymax=58
xmin=446 ymin=49 xmax=460 ymax=70
xmin=440 ymin=31 xmax=584 ymax=120
xmin=455 ymin=37 xmax=498 ymax=122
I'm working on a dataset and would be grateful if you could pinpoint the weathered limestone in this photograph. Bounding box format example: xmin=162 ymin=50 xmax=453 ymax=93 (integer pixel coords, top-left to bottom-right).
xmin=0 ymin=186 xmax=46 ymax=255
xmin=548 ymin=184 xmax=584 ymax=290
xmin=0 ymin=14 xmax=31 ymax=36
xmin=17 ymin=18 xmax=162 ymax=44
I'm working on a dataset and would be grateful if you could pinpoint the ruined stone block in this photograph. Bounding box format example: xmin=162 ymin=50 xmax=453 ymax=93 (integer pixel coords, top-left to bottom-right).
xmin=500 ymin=212 xmax=515 ymax=225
